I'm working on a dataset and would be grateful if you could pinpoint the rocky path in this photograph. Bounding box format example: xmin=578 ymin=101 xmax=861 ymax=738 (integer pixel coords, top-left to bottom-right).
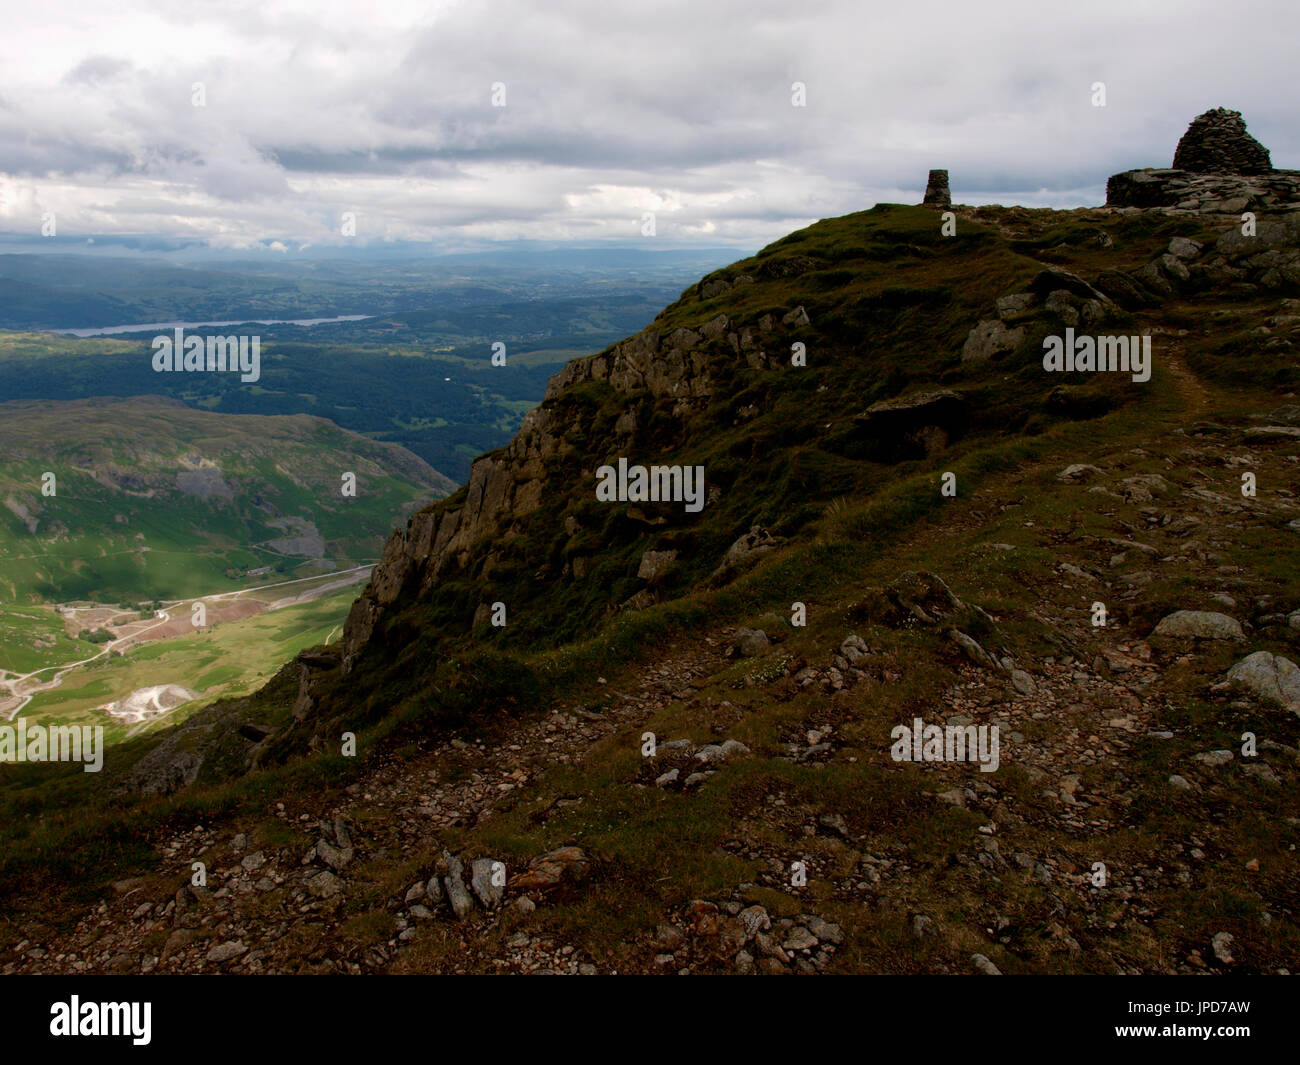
xmin=1158 ymin=338 xmax=1211 ymax=417
xmin=4 ymin=637 xmax=730 ymax=974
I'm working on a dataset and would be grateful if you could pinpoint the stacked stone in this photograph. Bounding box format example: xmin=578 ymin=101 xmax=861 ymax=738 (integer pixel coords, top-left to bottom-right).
xmin=1171 ymin=108 xmax=1272 ymax=175
xmin=923 ymin=169 xmax=951 ymax=206
xmin=1105 ymin=108 xmax=1296 ymax=210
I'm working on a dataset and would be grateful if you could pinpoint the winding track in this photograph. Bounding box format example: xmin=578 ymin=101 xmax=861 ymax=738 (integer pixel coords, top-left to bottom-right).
xmin=0 ymin=565 xmax=373 ymax=720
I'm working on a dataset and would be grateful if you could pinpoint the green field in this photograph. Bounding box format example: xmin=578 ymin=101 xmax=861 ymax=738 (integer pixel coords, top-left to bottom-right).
xmin=0 ymin=605 xmax=86 ymax=674
xmin=17 ymin=582 xmax=360 ymax=741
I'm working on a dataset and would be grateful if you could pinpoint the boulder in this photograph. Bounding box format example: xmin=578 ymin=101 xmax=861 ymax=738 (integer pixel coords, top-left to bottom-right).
xmin=1132 ymin=262 xmax=1178 ymax=299
xmin=1043 ymin=290 xmax=1081 ymax=326
xmin=695 ymin=739 xmax=751 ymax=764
xmin=470 ymin=858 xmax=505 ymax=910
xmin=701 ymin=313 xmax=729 ymax=339
xmin=961 ymin=319 xmax=1024 ymax=362
xmin=840 ymin=633 xmax=869 ymax=665
xmin=1168 ymin=237 xmax=1202 ymax=260
xmin=711 ymin=526 xmax=782 ymax=584
xmin=1095 ymin=269 xmax=1160 ymax=309
xmin=1225 ymin=651 xmax=1300 ymax=715
xmin=1058 ymin=463 xmax=1103 ymax=483
xmin=854 ymin=389 xmax=969 ymax=459
xmin=1152 ymin=610 xmax=1244 ymax=641
xmin=507 ymin=846 xmax=589 ymax=894
xmin=733 ymin=628 xmax=771 ymax=657
xmin=444 ymin=853 xmax=475 ymax=920
xmin=950 ymin=629 xmax=999 ymax=670
xmin=1117 ymin=474 xmax=1171 ymax=504
xmin=996 ymin=292 xmax=1036 ymax=320
xmin=1009 ymin=668 xmax=1036 ymax=695
xmin=205 ymin=941 xmax=247 ymax=964
xmin=1218 ymin=213 xmax=1300 ymax=256
xmin=1029 ymin=267 xmax=1109 ymax=304
xmin=1159 ymin=253 xmax=1191 ymax=282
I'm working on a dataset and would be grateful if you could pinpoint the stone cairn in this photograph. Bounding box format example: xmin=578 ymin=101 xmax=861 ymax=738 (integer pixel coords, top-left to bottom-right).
xmin=1171 ymin=108 xmax=1272 ymax=175
xmin=1106 ymin=108 xmax=1297 ymax=211
xmin=923 ymin=169 xmax=951 ymax=206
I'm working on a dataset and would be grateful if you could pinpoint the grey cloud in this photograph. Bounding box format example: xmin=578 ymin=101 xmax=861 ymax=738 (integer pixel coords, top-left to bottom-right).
xmin=0 ymin=0 xmax=1295 ymax=249
xmin=62 ymin=55 xmax=134 ymax=86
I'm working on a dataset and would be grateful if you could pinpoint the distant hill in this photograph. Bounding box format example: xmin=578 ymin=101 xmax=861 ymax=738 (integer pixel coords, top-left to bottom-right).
xmin=0 ymin=396 xmax=455 ymax=603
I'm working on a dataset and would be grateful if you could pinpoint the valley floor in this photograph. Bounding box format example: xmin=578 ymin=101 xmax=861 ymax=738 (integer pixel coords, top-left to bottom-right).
xmin=0 ymin=568 xmax=372 ymax=727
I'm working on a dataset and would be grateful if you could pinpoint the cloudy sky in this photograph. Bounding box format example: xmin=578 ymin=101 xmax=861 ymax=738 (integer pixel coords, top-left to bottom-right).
xmin=1 ymin=0 xmax=1295 ymax=255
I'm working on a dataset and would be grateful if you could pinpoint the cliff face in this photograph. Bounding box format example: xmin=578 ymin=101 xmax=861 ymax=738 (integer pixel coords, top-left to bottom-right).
xmin=332 ymin=195 xmax=1300 ymax=697
xmin=341 ymin=289 xmax=807 ymax=667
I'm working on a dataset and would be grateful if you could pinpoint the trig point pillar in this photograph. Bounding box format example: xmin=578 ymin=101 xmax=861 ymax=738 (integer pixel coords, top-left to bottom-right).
xmin=923 ymin=169 xmax=951 ymax=206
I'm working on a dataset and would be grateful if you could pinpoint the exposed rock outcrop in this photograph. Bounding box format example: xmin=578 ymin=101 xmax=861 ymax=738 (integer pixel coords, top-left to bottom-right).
xmin=853 ymin=390 xmax=969 ymax=458
xmin=342 ymin=299 xmax=814 ymax=664
xmin=1092 ymin=217 xmax=1300 ymax=309
xmin=1105 ymin=168 xmax=1300 ymax=211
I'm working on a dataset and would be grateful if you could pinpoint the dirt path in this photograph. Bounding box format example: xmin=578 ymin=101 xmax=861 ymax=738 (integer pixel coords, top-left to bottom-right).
xmin=1157 ymin=337 xmax=1211 ymax=417
xmin=0 ymin=567 xmax=373 ymax=720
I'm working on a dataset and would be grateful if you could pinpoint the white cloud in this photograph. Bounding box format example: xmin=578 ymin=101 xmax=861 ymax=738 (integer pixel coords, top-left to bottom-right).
xmin=0 ymin=0 xmax=1294 ymax=250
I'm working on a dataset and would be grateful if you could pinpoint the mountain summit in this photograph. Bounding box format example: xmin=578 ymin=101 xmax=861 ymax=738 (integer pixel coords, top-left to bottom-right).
xmin=1108 ymin=108 xmax=1296 ymax=209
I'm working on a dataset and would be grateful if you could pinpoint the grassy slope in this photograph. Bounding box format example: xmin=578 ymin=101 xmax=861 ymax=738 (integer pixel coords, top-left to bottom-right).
xmin=0 ymin=396 xmax=448 ymax=605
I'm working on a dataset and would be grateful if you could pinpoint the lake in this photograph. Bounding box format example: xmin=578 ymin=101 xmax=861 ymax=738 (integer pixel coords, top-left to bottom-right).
xmin=52 ymin=315 xmax=373 ymax=337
